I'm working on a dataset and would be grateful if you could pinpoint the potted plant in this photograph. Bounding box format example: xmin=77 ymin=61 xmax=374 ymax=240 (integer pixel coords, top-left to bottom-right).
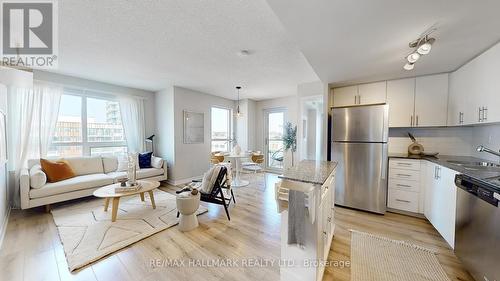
xmin=282 ymin=122 xmax=297 ymax=167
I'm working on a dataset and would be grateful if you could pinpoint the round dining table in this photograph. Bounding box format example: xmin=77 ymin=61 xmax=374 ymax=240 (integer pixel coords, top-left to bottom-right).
xmin=224 ymin=153 xmax=250 ymax=187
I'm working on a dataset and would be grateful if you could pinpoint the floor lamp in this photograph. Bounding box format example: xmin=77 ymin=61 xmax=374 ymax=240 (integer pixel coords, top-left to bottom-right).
xmin=145 ymin=135 xmax=155 ymax=155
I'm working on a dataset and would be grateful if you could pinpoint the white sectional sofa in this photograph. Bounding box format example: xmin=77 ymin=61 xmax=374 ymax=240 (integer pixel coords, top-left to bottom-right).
xmin=20 ymin=156 xmax=167 ymax=209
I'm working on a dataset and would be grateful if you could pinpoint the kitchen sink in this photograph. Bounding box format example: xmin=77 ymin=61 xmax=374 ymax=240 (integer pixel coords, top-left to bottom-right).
xmin=447 ymin=160 xmax=500 ymax=172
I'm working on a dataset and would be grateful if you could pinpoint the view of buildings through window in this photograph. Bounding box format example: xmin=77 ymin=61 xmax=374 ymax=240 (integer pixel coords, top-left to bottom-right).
xmin=48 ymin=94 xmax=127 ymax=157
xmin=211 ymin=107 xmax=232 ymax=152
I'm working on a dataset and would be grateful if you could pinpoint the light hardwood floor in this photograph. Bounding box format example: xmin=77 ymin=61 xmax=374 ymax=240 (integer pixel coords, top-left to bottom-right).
xmin=0 ymin=173 xmax=473 ymax=281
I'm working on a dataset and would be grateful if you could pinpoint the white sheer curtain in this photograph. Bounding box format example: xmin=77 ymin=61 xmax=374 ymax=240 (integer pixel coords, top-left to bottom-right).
xmin=119 ymin=96 xmax=145 ymax=153
xmin=8 ymin=83 xmax=62 ymax=207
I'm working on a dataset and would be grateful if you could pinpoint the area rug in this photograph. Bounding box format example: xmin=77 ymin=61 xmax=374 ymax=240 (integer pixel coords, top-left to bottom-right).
xmin=51 ymin=190 xmax=207 ymax=271
xmin=350 ymin=230 xmax=450 ymax=281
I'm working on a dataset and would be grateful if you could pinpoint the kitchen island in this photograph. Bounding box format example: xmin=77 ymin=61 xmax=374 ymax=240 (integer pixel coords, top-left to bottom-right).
xmin=276 ymin=160 xmax=337 ymax=281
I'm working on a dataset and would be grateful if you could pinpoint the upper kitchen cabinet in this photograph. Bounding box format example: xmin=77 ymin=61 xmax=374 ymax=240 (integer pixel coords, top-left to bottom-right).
xmin=357 ymin=81 xmax=387 ymax=105
xmin=414 ymin=74 xmax=449 ymax=127
xmin=448 ymin=42 xmax=500 ymax=125
xmin=332 ymin=82 xmax=386 ymax=107
xmin=332 ymin=85 xmax=358 ymax=107
xmin=387 ymin=78 xmax=415 ymax=127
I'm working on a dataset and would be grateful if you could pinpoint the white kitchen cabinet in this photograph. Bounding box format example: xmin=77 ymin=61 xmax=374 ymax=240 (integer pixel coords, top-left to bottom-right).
xmin=333 ymin=86 xmax=358 ymax=107
xmin=358 ymin=81 xmax=387 ymax=105
xmin=424 ymin=163 xmax=457 ymax=249
xmin=448 ymin=41 xmax=500 ymax=125
xmin=387 ymin=159 xmax=423 ymax=214
xmin=414 ymin=74 xmax=449 ymax=127
xmin=387 ymin=78 xmax=415 ymax=127
xmin=333 ymin=82 xmax=386 ymax=107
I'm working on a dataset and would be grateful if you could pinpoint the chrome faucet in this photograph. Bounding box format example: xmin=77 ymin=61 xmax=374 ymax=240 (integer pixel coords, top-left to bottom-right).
xmin=476 ymin=145 xmax=500 ymax=158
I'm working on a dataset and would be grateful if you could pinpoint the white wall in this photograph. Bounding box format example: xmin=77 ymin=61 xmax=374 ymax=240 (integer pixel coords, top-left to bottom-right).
xmin=155 ymin=87 xmax=175 ymax=177
xmin=155 ymin=86 xmax=235 ymax=183
xmin=34 ymin=71 xmax=157 ymax=138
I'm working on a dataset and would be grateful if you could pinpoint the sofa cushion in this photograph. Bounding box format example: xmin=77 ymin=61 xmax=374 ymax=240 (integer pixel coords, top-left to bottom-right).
xmin=64 ymin=157 xmax=104 ymax=176
xmin=40 ymin=159 xmax=76 ymax=183
xmin=102 ymin=156 xmax=118 ymax=173
xmin=107 ymin=171 xmax=127 ymax=182
xmin=30 ymin=174 xmax=113 ymax=199
xmin=138 ymin=152 xmax=153 ymax=169
xmin=29 ymin=164 xmax=47 ymax=189
xmin=151 ymin=156 xmax=163 ymax=169
xmin=136 ymin=168 xmax=164 ymax=179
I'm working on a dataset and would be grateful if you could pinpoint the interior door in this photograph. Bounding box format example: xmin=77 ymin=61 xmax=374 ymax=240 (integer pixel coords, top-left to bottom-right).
xmin=264 ymin=109 xmax=286 ymax=171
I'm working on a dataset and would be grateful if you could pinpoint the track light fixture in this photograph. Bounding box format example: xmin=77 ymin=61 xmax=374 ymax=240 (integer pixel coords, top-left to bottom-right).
xmin=403 ymin=34 xmax=436 ymax=70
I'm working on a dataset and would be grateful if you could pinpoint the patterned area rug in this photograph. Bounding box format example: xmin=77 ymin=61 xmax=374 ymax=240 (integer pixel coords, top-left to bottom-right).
xmin=51 ymin=190 xmax=207 ymax=271
xmin=350 ymin=230 xmax=451 ymax=281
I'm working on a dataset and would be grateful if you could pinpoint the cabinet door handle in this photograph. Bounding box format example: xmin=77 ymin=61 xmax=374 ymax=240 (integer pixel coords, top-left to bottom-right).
xmin=459 ymin=112 xmax=464 ymax=124
xmin=397 ymin=173 xmax=411 ymax=177
xmin=354 ymin=96 xmax=357 ymax=105
xmin=483 ymin=107 xmax=488 ymax=121
xmin=396 ymin=184 xmax=411 ymax=188
xmin=416 ymin=115 xmax=419 ymax=126
xmin=396 ymin=199 xmax=411 ymax=203
xmin=437 ymin=166 xmax=441 ymax=179
xmin=410 ymin=115 xmax=413 ymax=127
xmin=397 ymin=162 xmax=411 ymax=166
xmin=434 ymin=166 xmax=438 ymax=179
xmin=478 ymin=107 xmax=483 ymax=122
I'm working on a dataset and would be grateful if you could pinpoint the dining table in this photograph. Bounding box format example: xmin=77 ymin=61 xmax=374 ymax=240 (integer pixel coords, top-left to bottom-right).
xmin=224 ymin=153 xmax=250 ymax=187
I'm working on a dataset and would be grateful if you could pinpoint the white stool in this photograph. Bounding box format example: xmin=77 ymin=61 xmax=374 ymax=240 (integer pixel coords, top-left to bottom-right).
xmin=176 ymin=192 xmax=200 ymax=231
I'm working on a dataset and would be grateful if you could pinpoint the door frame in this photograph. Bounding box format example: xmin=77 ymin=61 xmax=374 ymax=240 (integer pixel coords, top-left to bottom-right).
xmin=263 ymin=107 xmax=287 ymax=172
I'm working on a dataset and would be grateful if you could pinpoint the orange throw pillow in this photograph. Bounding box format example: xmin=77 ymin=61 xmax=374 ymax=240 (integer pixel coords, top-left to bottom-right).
xmin=40 ymin=159 xmax=76 ymax=183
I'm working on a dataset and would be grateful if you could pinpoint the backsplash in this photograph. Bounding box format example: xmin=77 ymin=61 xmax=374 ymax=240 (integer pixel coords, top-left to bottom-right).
xmin=389 ymin=127 xmax=473 ymax=156
xmin=470 ymin=124 xmax=500 ymax=162
xmin=389 ymin=124 xmax=500 ymax=162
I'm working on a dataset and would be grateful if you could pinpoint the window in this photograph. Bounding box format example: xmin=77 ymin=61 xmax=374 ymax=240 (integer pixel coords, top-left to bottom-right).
xmin=211 ymin=107 xmax=232 ymax=152
xmin=48 ymin=94 xmax=127 ymax=157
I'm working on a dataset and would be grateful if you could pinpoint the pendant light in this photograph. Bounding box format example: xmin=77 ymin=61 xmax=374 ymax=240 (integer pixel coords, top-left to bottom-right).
xmin=235 ymin=86 xmax=242 ymax=117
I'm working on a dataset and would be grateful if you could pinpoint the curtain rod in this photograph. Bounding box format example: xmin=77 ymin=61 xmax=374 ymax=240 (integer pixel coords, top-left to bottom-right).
xmin=34 ymin=79 xmax=149 ymax=100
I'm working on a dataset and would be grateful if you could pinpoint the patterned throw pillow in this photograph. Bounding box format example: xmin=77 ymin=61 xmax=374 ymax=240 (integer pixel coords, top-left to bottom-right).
xmin=138 ymin=152 xmax=153 ymax=169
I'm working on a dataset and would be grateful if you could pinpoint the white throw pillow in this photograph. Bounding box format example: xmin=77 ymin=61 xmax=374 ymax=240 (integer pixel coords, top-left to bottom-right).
xmin=116 ymin=153 xmax=140 ymax=172
xmin=29 ymin=164 xmax=47 ymax=189
xmin=151 ymin=156 xmax=163 ymax=169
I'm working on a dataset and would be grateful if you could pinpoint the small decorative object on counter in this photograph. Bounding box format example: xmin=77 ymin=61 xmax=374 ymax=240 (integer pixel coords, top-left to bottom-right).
xmin=407 ymin=132 xmax=424 ymax=155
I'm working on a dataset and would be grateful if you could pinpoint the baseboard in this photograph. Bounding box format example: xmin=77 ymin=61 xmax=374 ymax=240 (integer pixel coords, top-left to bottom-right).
xmin=167 ymin=176 xmax=202 ymax=186
xmin=0 ymin=206 xmax=11 ymax=248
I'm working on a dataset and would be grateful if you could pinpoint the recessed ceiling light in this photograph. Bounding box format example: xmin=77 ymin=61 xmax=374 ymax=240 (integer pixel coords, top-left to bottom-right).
xmin=238 ymin=50 xmax=251 ymax=57
xmin=407 ymin=52 xmax=420 ymax=63
xmin=403 ymin=63 xmax=414 ymax=71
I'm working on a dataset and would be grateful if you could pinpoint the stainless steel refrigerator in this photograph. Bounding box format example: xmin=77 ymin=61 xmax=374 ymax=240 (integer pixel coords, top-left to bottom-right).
xmin=331 ymin=104 xmax=389 ymax=214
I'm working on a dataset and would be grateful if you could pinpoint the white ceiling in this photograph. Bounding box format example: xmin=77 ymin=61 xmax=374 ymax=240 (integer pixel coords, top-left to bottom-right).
xmin=51 ymin=0 xmax=319 ymax=100
xmin=266 ymin=0 xmax=500 ymax=87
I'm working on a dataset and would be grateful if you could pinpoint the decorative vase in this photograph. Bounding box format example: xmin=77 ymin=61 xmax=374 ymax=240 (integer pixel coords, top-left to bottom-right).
xmin=127 ymin=154 xmax=137 ymax=186
xmin=233 ymin=144 xmax=241 ymax=155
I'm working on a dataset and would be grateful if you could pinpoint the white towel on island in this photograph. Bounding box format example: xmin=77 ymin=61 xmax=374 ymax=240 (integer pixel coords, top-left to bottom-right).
xmin=288 ymin=190 xmax=306 ymax=247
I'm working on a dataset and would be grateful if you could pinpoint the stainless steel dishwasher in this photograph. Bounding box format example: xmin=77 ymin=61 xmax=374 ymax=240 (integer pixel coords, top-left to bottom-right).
xmin=455 ymin=174 xmax=500 ymax=281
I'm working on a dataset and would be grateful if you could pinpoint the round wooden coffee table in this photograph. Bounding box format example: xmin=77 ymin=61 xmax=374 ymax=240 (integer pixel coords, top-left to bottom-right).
xmin=93 ymin=180 xmax=160 ymax=222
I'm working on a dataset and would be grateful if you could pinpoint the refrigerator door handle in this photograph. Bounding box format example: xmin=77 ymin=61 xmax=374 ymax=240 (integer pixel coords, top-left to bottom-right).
xmin=381 ymin=145 xmax=387 ymax=180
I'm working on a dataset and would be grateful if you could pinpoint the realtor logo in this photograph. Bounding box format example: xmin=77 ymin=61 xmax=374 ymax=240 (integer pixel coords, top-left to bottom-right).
xmin=1 ymin=0 xmax=58 ymax=68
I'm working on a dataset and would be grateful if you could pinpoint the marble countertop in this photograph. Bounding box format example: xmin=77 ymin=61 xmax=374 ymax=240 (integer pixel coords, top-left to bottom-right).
xmin=389 ymin=153 xmax=500 ymax=190
xmin=279 ymin=160 xmax=337 ymax=185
